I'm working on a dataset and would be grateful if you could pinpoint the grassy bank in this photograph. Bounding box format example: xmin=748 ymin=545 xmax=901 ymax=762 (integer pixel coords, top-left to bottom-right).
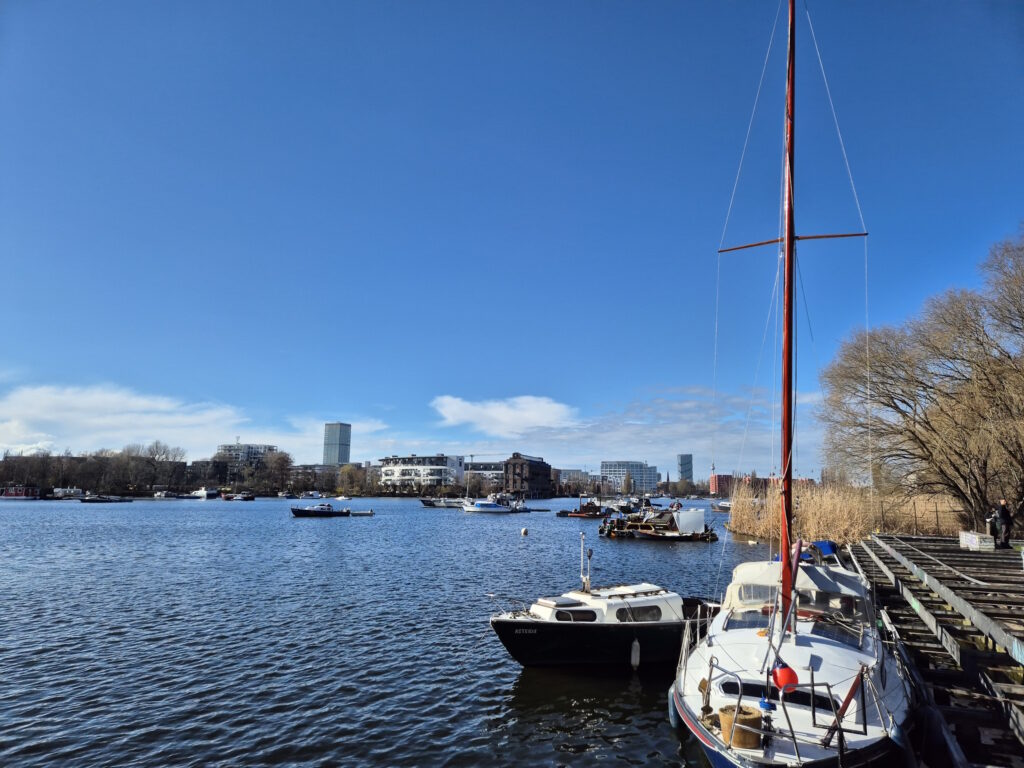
xmin=727 ymin=485 xmax=963 ymax=545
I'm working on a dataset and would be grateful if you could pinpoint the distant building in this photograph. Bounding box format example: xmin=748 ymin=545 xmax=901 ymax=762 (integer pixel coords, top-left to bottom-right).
xmin=600 ymin=461 xmax=659 ymax=493
xmin=216 ymin=442 xmax=278 ymax=467
xmin=379 ymin=454 xmax=464 ymax=490
xmin=289 ymin=464 xmax=341 ymax=489
xmin=323 ymin=422 xmax=352 ymax=466
xmin=465 ymin=461 xmax=504 ymax=486
xmin=709 ymin=472 xmax=734 ymax=497
xmin=677 ymin=454 xmax=693 ymax=483
xmin=557 ymin=469 xmax=589 ymax=485
xmin=504 ymin=453 xmax=553 ymax=498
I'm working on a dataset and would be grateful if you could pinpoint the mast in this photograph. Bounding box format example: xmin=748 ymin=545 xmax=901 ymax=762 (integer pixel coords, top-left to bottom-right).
xmin=780 ymin=0 xmax=796 ymax=616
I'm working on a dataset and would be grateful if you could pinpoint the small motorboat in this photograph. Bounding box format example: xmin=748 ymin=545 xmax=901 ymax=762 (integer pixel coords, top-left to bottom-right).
xmin=463 ymin=499 xmax=528 ymax=513
xmin=350 ymin=509 xmax=375 ymax=517
xmin=291 ymin=503 xmax=350 ymax=518
xmin=336 ymin=494 xmax=351 ymax=501
xmin=489 ymin=534 xmax=715 ymax=669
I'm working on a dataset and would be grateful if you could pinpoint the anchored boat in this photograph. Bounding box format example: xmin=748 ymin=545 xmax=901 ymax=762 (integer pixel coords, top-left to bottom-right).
xmin=490 ymin=534 xmax=715 ymax=669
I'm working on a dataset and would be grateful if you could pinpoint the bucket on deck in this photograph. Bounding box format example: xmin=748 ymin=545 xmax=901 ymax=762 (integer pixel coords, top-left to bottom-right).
xmin=719 ymin=704 xmax=761 ymax=749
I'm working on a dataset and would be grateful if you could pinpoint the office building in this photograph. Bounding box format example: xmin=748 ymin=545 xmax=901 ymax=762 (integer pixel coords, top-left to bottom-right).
xmin=323 ymin=422 xmax=352 ymax=465
xmin=599 ymin=461 xmax=659 ymax=493
xmin=677 ymin=454 xmax=693 ymax=483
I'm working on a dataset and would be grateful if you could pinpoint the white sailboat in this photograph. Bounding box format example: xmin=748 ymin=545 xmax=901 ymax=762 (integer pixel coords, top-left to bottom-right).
xmin=668 ymin=3 xmax=913 ymax=766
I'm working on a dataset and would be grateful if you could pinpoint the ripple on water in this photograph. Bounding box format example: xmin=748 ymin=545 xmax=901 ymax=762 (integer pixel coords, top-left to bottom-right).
xmin=0 ymin=498 xmax=763 ymax=766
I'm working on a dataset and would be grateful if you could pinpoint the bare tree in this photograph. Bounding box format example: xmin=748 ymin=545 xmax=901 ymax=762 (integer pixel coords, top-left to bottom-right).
xmin=821 ymin=234 xmax=1024 ymax=527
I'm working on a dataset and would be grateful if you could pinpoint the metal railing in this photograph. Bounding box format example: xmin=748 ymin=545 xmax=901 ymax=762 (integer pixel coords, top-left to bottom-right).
xmin=696 ymin=656 xmax=873 ymax=763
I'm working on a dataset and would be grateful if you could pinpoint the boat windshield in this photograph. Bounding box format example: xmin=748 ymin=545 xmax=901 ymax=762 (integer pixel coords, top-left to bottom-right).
xmin=795 ymin=589 xmax=865 ymax=621
xmin=723 ymin=609 xmax=771 ymax=631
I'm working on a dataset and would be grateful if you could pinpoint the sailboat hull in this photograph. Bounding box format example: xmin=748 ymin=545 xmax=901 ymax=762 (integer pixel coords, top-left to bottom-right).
xmin=669 ymin=684 xmax=905 ymax=768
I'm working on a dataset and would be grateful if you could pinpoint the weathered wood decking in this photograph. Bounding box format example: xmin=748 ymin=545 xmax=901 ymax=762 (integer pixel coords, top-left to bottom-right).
xmin=848 ymin=534 xmax=1024 ymax=767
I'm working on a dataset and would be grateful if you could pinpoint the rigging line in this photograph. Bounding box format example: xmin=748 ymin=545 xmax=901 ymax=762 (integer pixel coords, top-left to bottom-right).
xmin=718 ymin=0 xmax=784 ymax=252
xmin=803 ymin=0 xmax=866 ymax=232
xmin=713 ymin=0 xmax=784 ymax=473
xmin=804 ymin=0 xmax=874 ymax=498
xmin=714 ymin=253 xmax=784 ymax=599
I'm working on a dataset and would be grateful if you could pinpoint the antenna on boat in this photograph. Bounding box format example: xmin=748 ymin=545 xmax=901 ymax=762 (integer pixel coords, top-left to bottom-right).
xmin=579 ymin=532 xmax=592 ymax=593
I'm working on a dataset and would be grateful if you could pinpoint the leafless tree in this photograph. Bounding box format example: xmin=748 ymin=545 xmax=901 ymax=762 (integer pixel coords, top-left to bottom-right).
xmin=821 ymin=233 xmax=1024 ymax=527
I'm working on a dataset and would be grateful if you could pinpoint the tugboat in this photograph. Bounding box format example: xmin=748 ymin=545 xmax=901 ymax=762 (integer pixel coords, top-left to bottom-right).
xmin=290 ymin=503 xmax=350 ymax=518
xmin=489 ymin=534 xmax=714 ymax=669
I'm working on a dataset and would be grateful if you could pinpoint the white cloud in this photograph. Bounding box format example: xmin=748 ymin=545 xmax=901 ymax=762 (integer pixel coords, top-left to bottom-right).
xmin=427 ymin=387 xmax=826 ymax=481
xmin=0 ymin=381 xmax=827 ymax=480
xmin=0 ymin=384 xmax=389 ymax=465
xmin=431 ymin=395 xmax=578 ymax=438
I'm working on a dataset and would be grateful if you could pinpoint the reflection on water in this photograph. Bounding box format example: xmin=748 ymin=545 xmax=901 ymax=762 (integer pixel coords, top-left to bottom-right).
xmin=0 ymin=498 xmax=763 ymax=766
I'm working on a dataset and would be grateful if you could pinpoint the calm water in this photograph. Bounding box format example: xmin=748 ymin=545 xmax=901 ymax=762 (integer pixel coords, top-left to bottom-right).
xmin=0 ymin=497 xmax=769 ymax=766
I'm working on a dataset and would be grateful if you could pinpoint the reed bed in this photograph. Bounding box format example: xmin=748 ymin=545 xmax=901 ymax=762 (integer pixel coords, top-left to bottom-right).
xmin=727 ymin=484 xmax=962 ymax=545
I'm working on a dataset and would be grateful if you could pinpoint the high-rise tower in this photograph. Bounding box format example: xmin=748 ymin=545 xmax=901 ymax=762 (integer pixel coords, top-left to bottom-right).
xmin=323 ymin=422 xmax=351 ymax=465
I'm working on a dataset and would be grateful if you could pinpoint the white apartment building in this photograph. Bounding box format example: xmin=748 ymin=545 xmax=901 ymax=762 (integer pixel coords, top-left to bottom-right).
xmin=379 ymin=454 xmax=465 ymax=489
xmin=216 ymin=442 xmax=278 ymax=466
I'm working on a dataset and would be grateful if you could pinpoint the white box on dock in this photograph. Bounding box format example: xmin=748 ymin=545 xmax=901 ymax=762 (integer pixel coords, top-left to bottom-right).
xmin=958 ymin=531 xmax=994 ymax=551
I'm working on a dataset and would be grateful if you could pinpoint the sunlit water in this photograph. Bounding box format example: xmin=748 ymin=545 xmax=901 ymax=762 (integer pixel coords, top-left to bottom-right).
xmin=0 ymin=497 xmax=769 ymax=766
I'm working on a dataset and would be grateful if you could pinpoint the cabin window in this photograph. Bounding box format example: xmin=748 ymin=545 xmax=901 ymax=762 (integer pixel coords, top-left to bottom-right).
xmin=720 ymin=681 xmax=838 ymax=713
xmin=735 ymin=584 xmax=777 ymax=605
xmin=555 ymin=610 xmax=597 ymax=622
xmin=615 ymin=605 xmax=663 ymax=622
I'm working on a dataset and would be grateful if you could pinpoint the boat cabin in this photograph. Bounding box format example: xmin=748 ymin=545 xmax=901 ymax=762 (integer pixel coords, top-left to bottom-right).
xmin=528 ymin=583 xmax=685 ymax=624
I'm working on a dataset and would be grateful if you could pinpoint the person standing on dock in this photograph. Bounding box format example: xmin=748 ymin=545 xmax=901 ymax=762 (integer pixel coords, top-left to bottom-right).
xmin=996 ymin=499 xmax=1015 ymax=549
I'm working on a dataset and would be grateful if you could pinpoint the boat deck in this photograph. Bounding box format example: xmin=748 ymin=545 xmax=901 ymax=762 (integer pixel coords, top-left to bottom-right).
xmin=848 ymin=534 xmax=1024 ymax=767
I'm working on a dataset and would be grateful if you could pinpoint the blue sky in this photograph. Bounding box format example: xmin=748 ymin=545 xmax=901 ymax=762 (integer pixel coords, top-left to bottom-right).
xmin=0 ymin=1 xmax=1020 ymax=479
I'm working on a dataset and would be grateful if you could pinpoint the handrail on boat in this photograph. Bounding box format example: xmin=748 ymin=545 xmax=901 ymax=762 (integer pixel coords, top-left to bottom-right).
xmin=698 ymin=657 xmax=875 ymax=763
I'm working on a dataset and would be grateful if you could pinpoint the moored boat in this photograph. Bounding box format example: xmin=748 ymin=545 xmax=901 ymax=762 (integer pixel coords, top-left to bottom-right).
xmin=0 ymin=484 xmax=41 ymax=500
xmin=463 ymin=499 xmax=522 ymax=513
xmin=490 ymin=534 xmax=715 ymax=669
xmin=291 ymin=503 xmax=350 ymax=518
xmin=667 ymin=2 xmax=913 ymax=764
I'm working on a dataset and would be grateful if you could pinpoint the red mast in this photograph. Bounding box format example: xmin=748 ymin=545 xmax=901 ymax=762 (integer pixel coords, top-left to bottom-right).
xmin=780 ymin=0 xmax=796 ymax=617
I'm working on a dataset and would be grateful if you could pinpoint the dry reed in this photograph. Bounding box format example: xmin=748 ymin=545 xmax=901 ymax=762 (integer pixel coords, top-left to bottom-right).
xmin=726 ymin=484 xmax=963 ymax=545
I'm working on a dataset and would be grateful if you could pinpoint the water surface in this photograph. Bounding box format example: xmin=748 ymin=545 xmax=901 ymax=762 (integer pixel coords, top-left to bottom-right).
xmin=0 ymin=497 xmax=768 ymax=766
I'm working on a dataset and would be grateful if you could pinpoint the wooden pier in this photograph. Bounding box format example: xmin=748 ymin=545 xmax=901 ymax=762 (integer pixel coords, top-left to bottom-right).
xmin=848 ymin=534 xmax=1024 ymax=767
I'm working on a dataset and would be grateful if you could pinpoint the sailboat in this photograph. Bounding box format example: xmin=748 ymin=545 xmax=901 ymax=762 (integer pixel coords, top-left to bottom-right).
xmin=668 ymin=3 xmax=913 ymax=766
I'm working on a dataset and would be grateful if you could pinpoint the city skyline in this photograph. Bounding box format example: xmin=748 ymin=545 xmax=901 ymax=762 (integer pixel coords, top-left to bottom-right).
xmin=0 ymin=2 xmax=1020 ymax=480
